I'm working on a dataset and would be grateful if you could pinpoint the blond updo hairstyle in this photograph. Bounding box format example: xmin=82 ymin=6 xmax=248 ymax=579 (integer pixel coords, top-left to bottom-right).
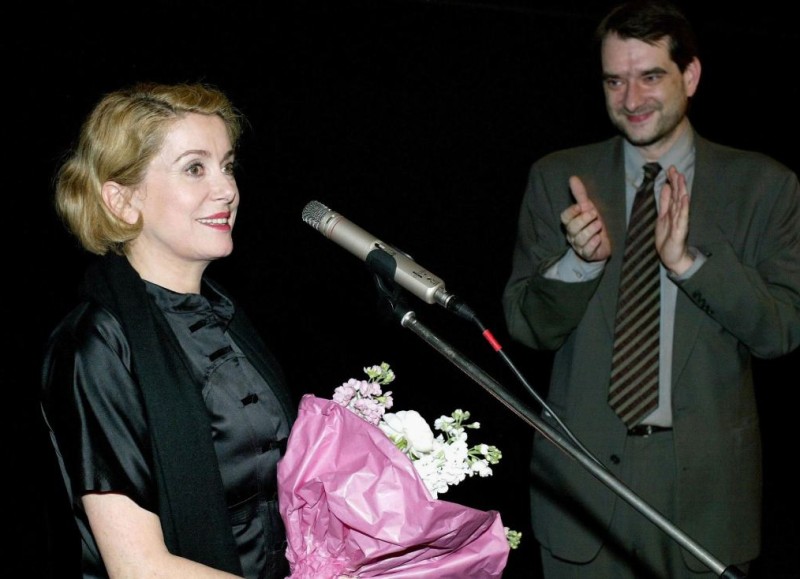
xmin=54 ymin=82 xmax=243 ymax=255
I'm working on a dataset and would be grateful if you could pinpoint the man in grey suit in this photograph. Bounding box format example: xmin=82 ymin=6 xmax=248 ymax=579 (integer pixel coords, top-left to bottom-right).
xmin=502 ymin=1 xmax=800 ymax=578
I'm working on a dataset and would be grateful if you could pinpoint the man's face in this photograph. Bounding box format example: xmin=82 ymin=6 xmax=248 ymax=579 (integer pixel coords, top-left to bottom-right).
xmin=601 ymin=33 xmax=700 ymax=155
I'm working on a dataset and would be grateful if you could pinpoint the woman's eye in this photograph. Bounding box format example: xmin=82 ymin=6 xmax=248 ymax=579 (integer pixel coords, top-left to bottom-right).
xmin=186 ymin=162 xmax=205 ymax=176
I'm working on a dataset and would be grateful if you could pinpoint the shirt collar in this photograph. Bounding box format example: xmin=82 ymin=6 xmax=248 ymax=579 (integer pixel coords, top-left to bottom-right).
xmin=144 ymin=279 xmax=235 ymax=323
xmin=624 ymin=124 xmax=695 ymax=188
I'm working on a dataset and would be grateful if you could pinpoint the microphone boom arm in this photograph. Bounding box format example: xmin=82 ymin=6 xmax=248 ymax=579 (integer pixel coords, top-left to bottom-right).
xmin=392 ymin=302 xmax=745 ymax=579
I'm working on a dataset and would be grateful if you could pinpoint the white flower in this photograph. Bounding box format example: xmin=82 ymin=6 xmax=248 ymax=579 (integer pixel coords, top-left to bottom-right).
xmin=470 ymin=459 xmax=493 ymax=477
xmin=380 ymin=410 xmax=435 ymax=455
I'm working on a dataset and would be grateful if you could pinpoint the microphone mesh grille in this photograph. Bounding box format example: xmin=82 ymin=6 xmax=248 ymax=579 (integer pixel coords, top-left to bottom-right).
xmin=301 ymin=200 xmax=329 ymax=230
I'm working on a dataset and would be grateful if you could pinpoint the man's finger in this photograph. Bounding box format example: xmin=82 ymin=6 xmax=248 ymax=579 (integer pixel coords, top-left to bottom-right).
xmin=569 ymin=175 xmax=591 ymax=207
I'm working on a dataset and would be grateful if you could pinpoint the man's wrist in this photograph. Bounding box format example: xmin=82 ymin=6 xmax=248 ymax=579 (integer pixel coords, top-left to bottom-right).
xmin=668 ymin=247 xmax=705 ymax=280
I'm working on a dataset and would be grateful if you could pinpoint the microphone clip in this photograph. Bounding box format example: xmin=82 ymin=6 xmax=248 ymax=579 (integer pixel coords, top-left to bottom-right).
xmin=366 ymin=247 xmax=414 ymax=320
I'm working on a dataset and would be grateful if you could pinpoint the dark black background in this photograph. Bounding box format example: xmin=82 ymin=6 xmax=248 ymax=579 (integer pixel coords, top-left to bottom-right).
xmin=8 ymin=1 xmax=798 ymax=577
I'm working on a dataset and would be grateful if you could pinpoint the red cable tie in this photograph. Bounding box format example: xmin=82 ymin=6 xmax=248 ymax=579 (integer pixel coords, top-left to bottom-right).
xmin=482 ymin=329 xmax=502 ymax=352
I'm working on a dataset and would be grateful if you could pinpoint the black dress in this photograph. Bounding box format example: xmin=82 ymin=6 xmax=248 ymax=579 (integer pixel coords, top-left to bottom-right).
xmin=42 ymin=276 xmax=293 ymax=578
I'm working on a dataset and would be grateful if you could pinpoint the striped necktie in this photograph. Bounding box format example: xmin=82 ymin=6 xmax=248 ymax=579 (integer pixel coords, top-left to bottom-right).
xmin=608 ymin=162 xmax=662 ymax=428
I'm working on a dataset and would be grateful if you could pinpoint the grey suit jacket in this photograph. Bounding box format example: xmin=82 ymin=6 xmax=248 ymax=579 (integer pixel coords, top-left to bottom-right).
xmin=502 ymin=132 xmax=800 ymax=569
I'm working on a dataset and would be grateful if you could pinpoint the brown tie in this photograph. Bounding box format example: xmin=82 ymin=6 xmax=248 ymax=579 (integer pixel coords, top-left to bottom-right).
xmin=608 ymin=162 xmax=662 ymax=428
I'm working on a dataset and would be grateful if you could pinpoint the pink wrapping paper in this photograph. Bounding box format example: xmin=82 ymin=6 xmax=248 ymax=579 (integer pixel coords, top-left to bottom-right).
xmin=278 ymin=394 xmax=510 ymax=578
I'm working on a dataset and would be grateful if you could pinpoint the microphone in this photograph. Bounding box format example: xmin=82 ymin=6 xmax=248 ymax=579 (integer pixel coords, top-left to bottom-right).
xmin=301 ymin=200 xmax=473 ymax=318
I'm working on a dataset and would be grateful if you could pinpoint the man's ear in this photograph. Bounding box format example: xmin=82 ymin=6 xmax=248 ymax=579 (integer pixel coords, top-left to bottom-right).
xmin=101 ymin=181 xmax=141 ymax=225
xmin=684 ymin=57 xmax=701 ymax=98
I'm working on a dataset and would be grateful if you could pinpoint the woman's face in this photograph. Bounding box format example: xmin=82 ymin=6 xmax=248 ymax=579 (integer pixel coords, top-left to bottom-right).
xmin=130 ymin=113 xmax=239 ymax=272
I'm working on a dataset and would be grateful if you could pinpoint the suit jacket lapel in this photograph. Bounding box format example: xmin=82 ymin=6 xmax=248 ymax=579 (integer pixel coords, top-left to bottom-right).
xmin=593 ymin=139 xmax=628 ymax=334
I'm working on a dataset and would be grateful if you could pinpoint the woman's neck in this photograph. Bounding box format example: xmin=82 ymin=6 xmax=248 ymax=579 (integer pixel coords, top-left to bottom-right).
xmin=125 ymin=250 xmax=207 ymax=294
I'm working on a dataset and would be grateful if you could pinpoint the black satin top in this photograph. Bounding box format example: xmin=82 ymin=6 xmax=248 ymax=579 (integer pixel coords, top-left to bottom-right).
xmin=42 ymin=280 xmax=291 ymax=578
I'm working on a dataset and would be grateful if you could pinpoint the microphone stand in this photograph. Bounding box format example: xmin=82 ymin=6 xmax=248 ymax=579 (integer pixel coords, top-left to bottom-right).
xmin=375 ymin=285 xmax=746 ymax=579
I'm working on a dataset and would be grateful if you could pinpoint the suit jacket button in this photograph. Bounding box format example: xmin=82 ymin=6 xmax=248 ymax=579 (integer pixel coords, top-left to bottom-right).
xmin=610 ymin=454 xmax=620 ymax=464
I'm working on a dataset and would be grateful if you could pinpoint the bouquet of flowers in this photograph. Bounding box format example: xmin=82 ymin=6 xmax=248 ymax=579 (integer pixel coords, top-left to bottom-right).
xmin=335 ymin=363 xmax=506 ymax=501
xmin=278 ymin=363 xmax=517 ymax=578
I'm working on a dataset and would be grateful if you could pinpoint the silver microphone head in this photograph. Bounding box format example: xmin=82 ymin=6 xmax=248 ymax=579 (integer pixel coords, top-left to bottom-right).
xmin=301 ymin=200 xmax=330 ymax=230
